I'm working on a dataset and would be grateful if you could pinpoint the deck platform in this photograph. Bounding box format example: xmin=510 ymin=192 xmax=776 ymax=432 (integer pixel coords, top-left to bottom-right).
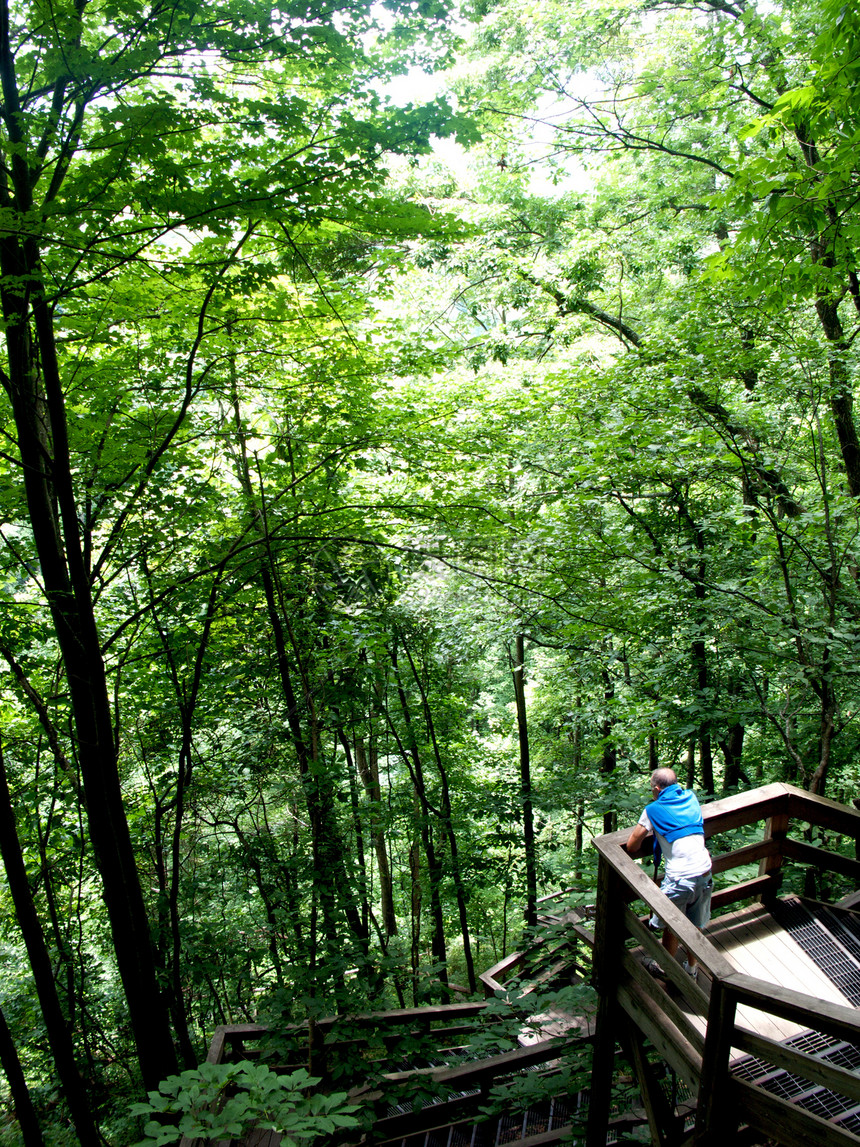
xmin=589 ymin=782 xmax=860 ymax=1147
xmin=700 ymin=899 xmax=855 ymax=1046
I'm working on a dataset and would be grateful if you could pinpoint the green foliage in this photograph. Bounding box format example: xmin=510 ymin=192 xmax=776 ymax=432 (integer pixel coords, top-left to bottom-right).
xmin=130 ymin=1063 xmax=359 ymax=1147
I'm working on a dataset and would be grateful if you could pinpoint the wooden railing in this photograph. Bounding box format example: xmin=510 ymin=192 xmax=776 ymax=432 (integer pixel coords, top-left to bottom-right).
xmin=586 ymin=782 xmax=860 ymax=1147
xmin=479 ymin=888 xmax=593 ymax=996
xmin=185 ymin=999 xmax=590 ymax=1147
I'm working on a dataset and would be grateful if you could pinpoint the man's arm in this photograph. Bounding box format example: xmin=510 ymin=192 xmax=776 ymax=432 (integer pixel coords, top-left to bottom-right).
xmin=625 ymin=823 xmax=649 ymax=855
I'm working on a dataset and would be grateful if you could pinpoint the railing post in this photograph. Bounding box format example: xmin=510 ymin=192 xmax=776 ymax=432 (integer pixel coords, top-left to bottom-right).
xmin=757 ymin=810 xmax=788 ymax=901
xmin=693 ymin=979 xmax=738 ymax=1144
xmin=586 ymin=853 xmax=627 ymax=1147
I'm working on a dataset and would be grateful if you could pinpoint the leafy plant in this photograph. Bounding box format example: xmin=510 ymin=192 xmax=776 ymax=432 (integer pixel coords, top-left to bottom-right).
xmin=130 ymin=1062 xmax=360 ymax=1147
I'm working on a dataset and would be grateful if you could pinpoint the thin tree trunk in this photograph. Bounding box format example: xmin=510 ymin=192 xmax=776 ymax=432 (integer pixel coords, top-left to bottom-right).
xmin=355 ymin=736 xmax=397 ymax=937
xmin=511 ymin=635 xmax=537 ymax=932
xmin=0 ymin=748 xmax=99 ymax=1145
xmin=0 ymin=1004 xmax=45 ymax=1147
xmin=720 ymin=721 xmax=747 ymax=791
xmin=402 ymin=638 xmax=476 ymax=992
xmin=601 ymin=666 xmax=617 ymax=834
xmin=386 ymin=647 xmax=449 ymax=998
xmin=409 ymin=830 xmax=422 ymax=1006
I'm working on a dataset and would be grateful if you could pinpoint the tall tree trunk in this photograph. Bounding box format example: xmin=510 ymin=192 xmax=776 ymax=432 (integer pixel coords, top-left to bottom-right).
xmin=387 ymin=646 xmax=449 ymax=998
xmin=229 ymin=388 xmax=369 ymax=974
xmin=720 ymin=720 xmax=747 ymax=791
xmin=0 ymin=1004 xmax=45 ymax=1147
xmin=402 ymin=639 xmax=476 ymax=993
xmin=355 ymin=736 xmax=397 ymax=937
xmin=145 ymin=561 xmax=227 ymax=1069
xmin=601 ymin=666 xmax=617 ymax=834
xmin=409 ymin=830 xmax=422 ymax=1006
xmin=511 ymin=635 xmax=537 ymax=932
xmin=0 ymin=16 xmax=178 ymax=1085
xmin=0 ymin=749 xmax=99 ymax=1145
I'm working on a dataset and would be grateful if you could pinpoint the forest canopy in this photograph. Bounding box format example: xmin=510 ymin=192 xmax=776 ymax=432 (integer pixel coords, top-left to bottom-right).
xmin=0 ymin=0 xmax=858 ymax=1140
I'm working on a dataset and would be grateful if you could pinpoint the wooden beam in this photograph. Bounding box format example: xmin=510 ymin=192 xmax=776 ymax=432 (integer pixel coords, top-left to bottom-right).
xmin=733 ymin=1076 xmax=860 ymax=1147
xmin=782 ymin=838 xmax=860 ymax=881
xmin=585 ymin=856 xmax=628 ymax=1147
xmin=710 ymin=874 xmax=778 ymax=911
xmin=694 ymin=981 xmax=739 ymax=1145
xmin=711 ymin=837 xmax=781 ymax=874
xmin=732 ymin=1029 xmax=860 ymax=1106
xmin=724 ymin=971 xmax=860 ymax=1042
xmin=785 ymin=784 xmax=860 ymax=836
xmin=205 ymin=1026 xmax=229 ymax=1065
xmin=315 ymin=1001 xmax=489 ymax=1032
xmin=621 ymin=950 xmax=706 ymax=1054
xmin=700 ymin=784 xmax=790 ymax=837
xmin=616 ymin=978 xmax=702 ymax=1094
xmin=205 ymin=1024 xmax=267 ymax=1064
xmin=623 ymin=1022 xmax=677 ymax=1147
xmin=623 ymin=909 xmax=710 ymax=1013
xmin=758 ymin=811 xmax=789 ymax=889
xmin=380 ymin=1033 xmax=581 ymax=1087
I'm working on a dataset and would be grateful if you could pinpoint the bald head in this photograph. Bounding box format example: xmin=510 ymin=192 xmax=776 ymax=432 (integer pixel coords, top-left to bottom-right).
xmin=650 ymin=768 xmax=677 ymax=792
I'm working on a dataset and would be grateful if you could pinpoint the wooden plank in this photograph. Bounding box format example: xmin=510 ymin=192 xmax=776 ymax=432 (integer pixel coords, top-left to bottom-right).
xmin=711 ymin=875 xmax=778 ymax=911
xmin=380 ymin=1032 xmax=582 ymax=1087
xmin=707 ymin=902 xmax=845 ymax=1007
xmin=204 ymin=1024 xmax=269 ymax=1064
xmin=624 ymin=1022 xmax=676 ymax=1147
xmin=783 ymin=838 xmax=860 ymax=881
xmin=711 ymin=837 xmax=780 ymax=874
xmin=585 ymin=856 xmax=627 ymax=1147
xmin=206 ymin=1026 xmax=229 ymax=1064
xmin=328 ymin=1021 xmax=502 ymax=1058
xmin=620 ymin=950 xmax=706 ymax=1053
xmin=733 ymin=1076 xmax=860 ymax=1147
xmin=700 ymin=784 xmax=790 ymax=836
xmin=481 ymin=953 xmax=522 ymax=986
xmin=704 ymin=907 xmax=800 ymax=1042
xmin=758 ymin=811 xmax=789 ymax=884
xmin=785 ymin=784 xmax=860 ymax=836
xmin=732 ymin=1029 xmax=860 ymax=1106
xmin=623 ymin=908 xmax=710 ymax=1012
xmin=704 ymin=902 xmax=849 ymax=1043
xmin=616 ymin=978 xmax=702 ymax=1094
xmin=572 ymin=924 xmax=594 ymax=948
xmin=724 ymin=971 xmax=860 ymax=1042
xmin=694 ymin=981 xmax=739 ymax=1144
xmin=316 ymin=1001 xmax=489 ymax=1031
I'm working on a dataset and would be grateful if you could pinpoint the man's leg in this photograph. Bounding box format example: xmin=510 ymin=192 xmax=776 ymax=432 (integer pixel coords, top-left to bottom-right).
xmin=662 ymin=929 xmax=679 ymax=959
xmin=684 ymin=872 xmax=714 ymax=970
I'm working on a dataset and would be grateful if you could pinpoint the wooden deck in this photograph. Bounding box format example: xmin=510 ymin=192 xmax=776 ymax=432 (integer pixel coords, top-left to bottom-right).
xmin=589 ymin=782 xmax=860 ymax=1147
xmin=705 ymin=901 xmax=853 ymax=1045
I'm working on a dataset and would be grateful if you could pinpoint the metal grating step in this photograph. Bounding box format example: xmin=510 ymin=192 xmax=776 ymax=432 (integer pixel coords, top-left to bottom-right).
xmin=768 ymin=896 xmax=860 ymax=1006
xmin=730 ymin=1009 xmax=860 ymax=1133
xmin=820 ymin=904 xmax=860 ymax=974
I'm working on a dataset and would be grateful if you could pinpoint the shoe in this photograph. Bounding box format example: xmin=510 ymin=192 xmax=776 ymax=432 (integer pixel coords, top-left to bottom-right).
xmin=639 ymin=956 xmax=663 ymax=976
xmin=681 ymin=960 xmax=698 ymax=981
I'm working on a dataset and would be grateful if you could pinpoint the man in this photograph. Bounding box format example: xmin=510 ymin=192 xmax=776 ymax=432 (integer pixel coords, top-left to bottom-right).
xmin=625 ymin=767 xmax=713 ymax=978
